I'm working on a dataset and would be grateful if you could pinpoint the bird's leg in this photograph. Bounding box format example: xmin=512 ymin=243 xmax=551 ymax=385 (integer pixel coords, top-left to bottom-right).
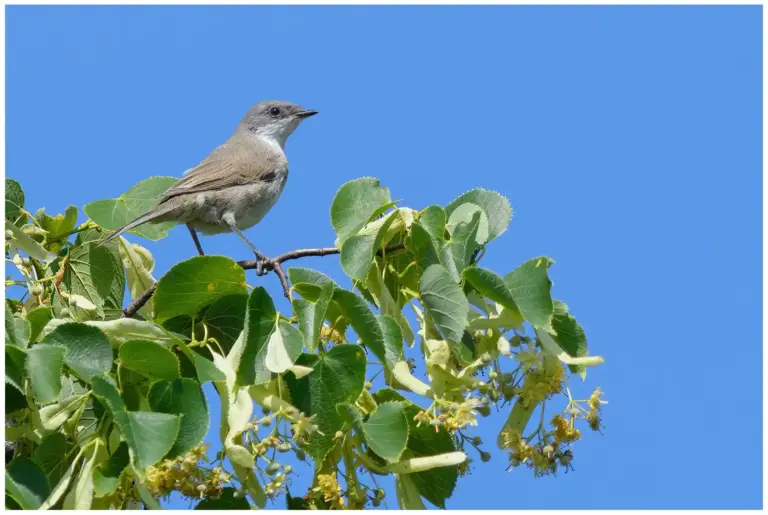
xmin=223 ymin=216 xmax=270 ymax=275
xmin=186 ymin=224 xmax=205 ymax=256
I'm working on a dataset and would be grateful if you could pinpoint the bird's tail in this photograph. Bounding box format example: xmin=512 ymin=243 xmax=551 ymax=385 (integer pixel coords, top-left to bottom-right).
xmin=98 ymin=207 xmax=171 ymax=247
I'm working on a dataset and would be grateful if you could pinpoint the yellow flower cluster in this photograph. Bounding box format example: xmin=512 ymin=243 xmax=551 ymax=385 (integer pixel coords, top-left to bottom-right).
xmin=517 ymin=360 xmax=564 ymax=407
xmin=144 ymin=444 xmax=231 ymax=500
xmin=586 ymin=387 xmax=607 ymax=432
xmin=313 ymin=474 xmax=345 ymax=508
xmin=264 ymin=472 xmax=287 ymax=499
xmin=291 ymin=413 xmax=319 ymax=444
xmin=501 ymin=429 xmax=573 ymax=477
xmin=551 ymin=414 xmax=581 ymax=443
xmin=412 ymin=396 xmax=483 ymax=433
xmin=320 ymin=324 xmax=345 ymax=344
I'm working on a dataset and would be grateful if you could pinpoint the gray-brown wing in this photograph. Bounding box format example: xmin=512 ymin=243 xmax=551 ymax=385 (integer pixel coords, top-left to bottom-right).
xmin=159 ymin=138 xmax=281 ymax=202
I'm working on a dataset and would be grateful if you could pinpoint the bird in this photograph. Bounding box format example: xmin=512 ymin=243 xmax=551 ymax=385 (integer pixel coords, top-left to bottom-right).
xmin=99 ymin=100 xmax=317 ymax=270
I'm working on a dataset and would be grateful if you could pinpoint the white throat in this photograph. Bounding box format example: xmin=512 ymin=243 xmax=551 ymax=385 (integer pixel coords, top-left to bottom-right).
xmin=254 ymin=119 xmax=298 ymax=150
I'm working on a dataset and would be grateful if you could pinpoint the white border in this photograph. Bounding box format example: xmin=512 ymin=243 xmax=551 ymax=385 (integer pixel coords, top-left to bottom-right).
xmin=0 ymin=2 xmax=765 ymax=514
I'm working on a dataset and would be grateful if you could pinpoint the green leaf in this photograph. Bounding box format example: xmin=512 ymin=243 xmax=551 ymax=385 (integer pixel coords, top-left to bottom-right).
xmin=361 ymin=402 xmax=409 ymax=463
xmin=419 ymin=264 xmax=471 ymax=363
xmin=419 ymin=205 xmax=447 ymax=241
xmin=119 ymin=340 xmax=180 ymax=380
xmin=148 ymin=378 xmax=209 ymax=458
xmin=340 ymin=210 xmax=399 ymax=281
xmin=42 ymin=323 xmax=113 ymax=381
xmin=6 ymin=383 xmax=27 ymax=413
xmin=333 ymin=290 xmax=403 ymax=369
xmin=365 ymin=260 xmax=415 ymax=347
xmin=284 ymin=345 xmax=366 ymax=462
xmin=25 ymin=344 xmax=66 ymax=404
xmin=5 ymin=457 xmax=51 ymax=509
xmin=91 ymin=376 xmax=181 ymax=472
xmin=450 ymin=210 xmax=482 ymax=272
xmin=287 ymin=268 xmax=338 ymax=300
xmin=235 ymin=287 xmax=277 ymax=387
xmin=40 ymin=318 xmax=181 ymax=349
xmin=503 ymin=257 xmax=555 ymax=331
xmin=62 ymin=242 xmax=121 ymax=319
xmin=35 ymin=206 xmax=79 ymax=252
xmin=445 ymin=202 xmax=489 ymax=245
xmin=195 ymin=488 xmax=251 ymax=509
xmin=5 ymin=304 xmax=25 ymax=347
xmin=292 ymin=281 xmax=334 ymax=352
xmin=154 ymin=256 xmax=247 ymax=323
xmin=26 ymin=307 xmax=53 ymax=343
xmin=409 ymin=222 xmax=459 ymax=281
xmin=201 ymin=293 xmax=248 ymax=353
xmin=193 ymin=354 xmax=227 ymax=383
xmin=99 ymin=239 xmax=126 ymax=313
xmin=445 ymin=188 xmax=512 ymax=242
xmin=330 ymin=177 xmax=392 ymax=244
xmin=463 ymin=267 xmax=523 ymax=324
xmin=5 ymin=178 xmax=25 ymax=223
xmin=6 ymin=345 xmax=26 ymax=393
xmin=374 ymin=389 xmax=458 ymax=508
xmin=265 ymin=319 xmax=305 ymax=374
xmin=175 ymin=341 xmax=226 ymax=384
xmin=83 ymin=176 xmax=178 ymax=240
xmin=93 ymin=442 xmax=129 ymax=498
xmin=550 ymin=300 xmax=589 ymax=376
xmin=32 ymin=433 xmax=72 ymax=488
xmin=408 ymin=221 xmax=441 ymax=272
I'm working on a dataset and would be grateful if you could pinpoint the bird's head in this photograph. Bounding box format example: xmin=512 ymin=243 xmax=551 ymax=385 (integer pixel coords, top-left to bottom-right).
xmin=239 ymin=100 xmax=318 ymax=147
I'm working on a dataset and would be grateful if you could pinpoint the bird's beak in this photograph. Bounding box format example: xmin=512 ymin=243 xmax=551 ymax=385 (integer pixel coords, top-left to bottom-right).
xmin=295 ymin=110 xmax=319 ymax=119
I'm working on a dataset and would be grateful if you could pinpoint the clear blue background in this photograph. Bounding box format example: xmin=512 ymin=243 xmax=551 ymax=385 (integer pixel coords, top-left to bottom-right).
xmin=6 ymin=5 xmax=762 ymax=510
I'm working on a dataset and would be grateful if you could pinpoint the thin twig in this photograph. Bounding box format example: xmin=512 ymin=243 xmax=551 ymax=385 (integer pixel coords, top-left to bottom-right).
xmin=121 ymin=243 xmax=406 ymax=318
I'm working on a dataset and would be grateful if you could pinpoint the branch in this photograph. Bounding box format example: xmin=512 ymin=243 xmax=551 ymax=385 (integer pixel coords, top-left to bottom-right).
xmin=121 ymin=243 xmax=406 ymax=319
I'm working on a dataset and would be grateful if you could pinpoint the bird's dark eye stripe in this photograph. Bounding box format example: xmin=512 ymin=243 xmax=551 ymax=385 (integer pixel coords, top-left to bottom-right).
xmin=261 ymin=170 xmax=278 ymax=182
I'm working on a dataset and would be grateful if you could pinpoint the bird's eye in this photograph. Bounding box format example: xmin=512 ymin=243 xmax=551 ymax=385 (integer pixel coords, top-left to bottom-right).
xmin=269 ymin=107 xmax=281 ymax=117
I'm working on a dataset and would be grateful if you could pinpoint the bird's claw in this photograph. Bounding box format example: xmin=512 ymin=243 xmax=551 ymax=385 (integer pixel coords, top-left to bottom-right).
xmin=256 ymin=258 xmax=272 ymax=276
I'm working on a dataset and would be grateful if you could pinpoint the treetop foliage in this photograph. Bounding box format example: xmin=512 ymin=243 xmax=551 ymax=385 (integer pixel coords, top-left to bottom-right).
xmin=5 ymin=175 xmax=607 ymax=509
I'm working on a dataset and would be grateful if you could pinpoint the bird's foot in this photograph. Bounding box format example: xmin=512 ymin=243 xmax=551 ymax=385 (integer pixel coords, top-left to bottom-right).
xmin=255 ymin=258 xmax=274 ymax=277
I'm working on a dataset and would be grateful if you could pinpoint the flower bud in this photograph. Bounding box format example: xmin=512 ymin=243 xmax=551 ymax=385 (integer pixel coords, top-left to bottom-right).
xmin=265 ymin=461 xmax=281 ymax=476
xmin=542 ymin=445 xmax=554 ymax=456
xmin=477 ymin=405 xmax=491 ymax=417
xmin=480 ymin=452 xmax=491 ymax=463
xmin=260 ymin=418 xmax=272 ymax=427
xmin=277 ymin=442 xmax=292 ymax=453
xmin=5 ymin=230 xmax=14 ymax=240
xmin=60 ymin=307 xmax=70 ymax=318
xmin=364 ymin=381 xmax=372 ymax=390
xmin=283 ymin=465 xmax=293 ymax=474
xmin=295 ymin=449 xmax=306 ymax=461
xmin=471 ymin=436 xmax=482 ymax=446
xmin=29 ymin=284 xmax=43 ymax=297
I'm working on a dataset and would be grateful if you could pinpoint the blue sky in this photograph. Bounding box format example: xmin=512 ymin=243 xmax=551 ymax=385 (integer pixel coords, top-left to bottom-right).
xmin=6 ymin=5 xmax=762 ymax=510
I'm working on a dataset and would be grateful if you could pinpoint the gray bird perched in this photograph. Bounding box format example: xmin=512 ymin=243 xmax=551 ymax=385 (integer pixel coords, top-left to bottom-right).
xmin=100 ymin=100 xmax=317 ymax=270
